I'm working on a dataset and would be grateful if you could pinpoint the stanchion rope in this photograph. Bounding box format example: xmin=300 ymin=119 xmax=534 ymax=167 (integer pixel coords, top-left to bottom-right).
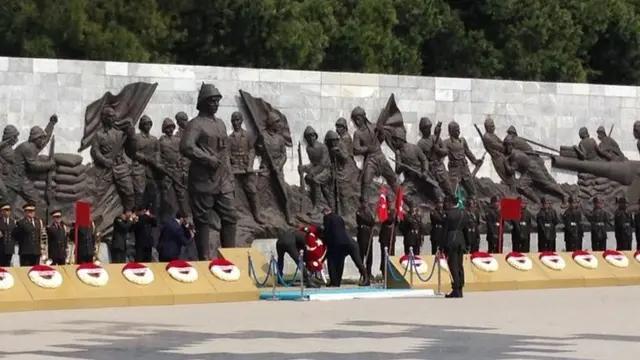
xmin=247 ymin=255 xmax=300 ymax=288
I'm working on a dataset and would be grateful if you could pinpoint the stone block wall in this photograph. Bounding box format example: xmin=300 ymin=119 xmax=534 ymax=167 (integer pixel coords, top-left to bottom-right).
xmin=1 ymin=56 xmax=639 ymax=185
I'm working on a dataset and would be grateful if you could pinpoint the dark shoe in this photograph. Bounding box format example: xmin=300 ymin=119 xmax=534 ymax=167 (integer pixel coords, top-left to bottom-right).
xmin=358 ymin=275 xmax=370 ymax=287
xmin=445 ymin=291 xmax=461 ymax=298
xmin=305 ymin=280 xmax=319 ymax=288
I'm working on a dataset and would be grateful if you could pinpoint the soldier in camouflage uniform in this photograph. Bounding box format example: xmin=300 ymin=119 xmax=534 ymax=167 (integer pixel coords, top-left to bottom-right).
xmin=417 ymin=117 xmax=452 ymax=197
xmin=442 ymin=121 xmax=482 ymax=197
xmin=132 ymin=115 xmax=160 ymax=211
xmin=228 ymin=111 xmax=263 ymax=224
xmin=299 ymin=126 xmax=333 ymax=210
xmin=159 ymin=118 xmax=189 ymax=219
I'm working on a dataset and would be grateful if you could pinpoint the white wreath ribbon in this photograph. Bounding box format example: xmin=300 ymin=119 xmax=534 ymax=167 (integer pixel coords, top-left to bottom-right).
xmin=506 ymin=253 xmax=533 ymax=271
xmin=210 ymin=264 xmax=241 ymax=281
xmin=471 ymin=253 xmax=499 ymax=272
xmin=167 ymin=265 xmax=198 ymax=283
xmin=400 ymin=255 xmax=429 ymax=274
xmin=603 ymin=251 xmax=629 ymax=268
xmin=77 ymin=267 xmax=110 ymax=287
xmin=28 ymin=267 xmax=63 ymax=289
xmin=573 ymin=252 xmax=598 ymax=269
xmin=0 ymin=269 xmax=15 ymax=290
xmin=539 ymin=253 xmax=566 ymax=270
xmin=122 ymin=264 xmax=155 ymax=285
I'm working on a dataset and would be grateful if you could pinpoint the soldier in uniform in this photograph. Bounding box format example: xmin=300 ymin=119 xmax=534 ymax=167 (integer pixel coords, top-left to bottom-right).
xmin=536 ymin=197 xmax=559 ymax=251
xmin=378 ymin=208 xmax=397 ymax=273
xmin=46 ymin=209 xmax=68 ymax=265
xmin=573 ymin=127 xmax=598 ymax=160
xmin=159 ymin=118 xmax=189 ymax=219
xmin=325 ymin=130 xmax=356 ymax=214
xmin=335 ymin=118 xmax=359 ymax=184
xmin=443 ymin=121 xmax=482 ymax=197
xmin=417 ymin=117 xmax=452 ymax=197
xmin=614 ymin=196 xmax=634 ymax=251
xmin=351 ymin=107 xmax=398 ymax=199
xmin=256 ymin=112 xmax=294 ymax=225
xmin=484 ymin=195 xmax=501 ymax=253
xmin=111 ymin=209 xmax=134 ymax=264
xmin=562 ymin=196 xmax=584 ymax=251
xmin=228 ymin=111 xmax=263 ymax=224
xmin=0 ymin=126 xmax=20 ymax=203
xmin=132 ymin=207 xmax=157 ymax=262
xmin=391 ymin=130 xmax=434 ymax=207
xmin=443 ymin=195 xmax=468 ymax=298
xmin=90 ymin=107 xmax=137 ymax=211
xmin=180 ymin=83 xmax=238 ymax=259
xmin=399 ymin=206 xmax=423 ymax=255
xmin=0 ymin=203 xmax=15 ymax=266
xmin=13 ymin=204 xmax=45 ymax=266
xmin=588 ymin=197 xmax=610 ymax=251
xmin=430 ymin=196 xmax=446 ymax=254
xmin=299 ymin=126 xmax=333 ymax=210
xmin=510 ymin=197 xmax=533 ymax=252
xmin=355 ymin=196 xmax=375 ymax=279
xmin=132 ymin=115 xmax=160 ymax=211
xmin=595 ymin=126 xmax=625 ymax=161
xmin=463 ymin=197 xmax=481 ymax=253
xmin=506 ymin=126 xmax=554 ymax=182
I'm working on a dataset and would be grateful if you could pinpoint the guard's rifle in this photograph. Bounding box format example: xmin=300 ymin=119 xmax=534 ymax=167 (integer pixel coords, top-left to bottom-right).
xmin=297 ymin=141 xmax=305 ymax=192
xmin=388 ymin=157 xmax=439 ymax=189
xmin=608 ymin=124 xmax=614 ymax=137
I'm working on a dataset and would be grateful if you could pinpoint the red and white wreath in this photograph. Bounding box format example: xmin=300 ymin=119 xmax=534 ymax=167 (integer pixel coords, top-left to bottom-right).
xmin=76 ymin=263 xmax=110 ymax=287
xmin=122 ymin=263 xmax=155 ymax=285
xmin=399 ymin=254 xmax=429 ymax=274
xmin=209 ymin=258 xmax=241 ymax=282
xmin=28 ymin=265 xmax=63 ymax=289
xmin=505 ymin=252 xmax=533 ymax=271
xmin=539 ymin=251 xmax=565 ymax=270
xmin=437 ymin=253 xmax=449 ymax=273
xmin=471 ymin=251 xmax=499 ymax=272
xmin=634 ymin=250 xmax=640 ymax=264
xmin=602 ymin=250 xmax=629 ymax=268
xmin=572 ymin=250 xmax=598 ymax=269
xmin=305 ymin=232 xmax=326 ymax=273
xmin=0 ymin=267 xmax=15 ymax=290
xmin=166 ymin=260 xmax=198 ymax=283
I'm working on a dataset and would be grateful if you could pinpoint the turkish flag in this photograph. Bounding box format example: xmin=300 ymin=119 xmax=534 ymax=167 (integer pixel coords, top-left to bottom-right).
xmin=376 ymin=187 xmax=389 ymax=223
xmin=500 ymin=198 xmax=521 ymax=221
xmin=395 ymin=185 xmax=405 ymax=221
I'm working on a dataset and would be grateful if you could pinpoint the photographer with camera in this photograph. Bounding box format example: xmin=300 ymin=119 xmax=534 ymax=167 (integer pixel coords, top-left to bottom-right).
xmin=157 ymin=210 xmax=192 ymax=262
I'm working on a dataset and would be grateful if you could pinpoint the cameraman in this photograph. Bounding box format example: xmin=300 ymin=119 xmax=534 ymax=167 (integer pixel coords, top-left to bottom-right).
xmin=157 ymin=210 xmax=192 ymax=262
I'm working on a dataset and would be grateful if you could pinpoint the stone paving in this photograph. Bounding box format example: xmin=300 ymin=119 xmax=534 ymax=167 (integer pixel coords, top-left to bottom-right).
xmin=1 ymin=286 xmax=639 ymax=360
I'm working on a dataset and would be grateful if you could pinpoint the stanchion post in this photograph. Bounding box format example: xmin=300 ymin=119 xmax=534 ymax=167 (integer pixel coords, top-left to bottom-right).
xmin=297 ymin=249 xmax=307 ymax=301
xmin=409 ymin=246 xmax=414 ymax=287
xmin=247 ymin=250 xmax=252 ymax=280
xmin=270 ymin=255 xmax=278 ymax=301
xmin=436 ymin=249 xmax=442 ymax=295
xmin=383 ymin=246 xmax=389 ymax=289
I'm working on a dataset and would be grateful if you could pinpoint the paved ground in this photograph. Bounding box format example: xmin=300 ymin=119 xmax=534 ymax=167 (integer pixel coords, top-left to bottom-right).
xmin=1 ymin=286 xmax=640 ymax=360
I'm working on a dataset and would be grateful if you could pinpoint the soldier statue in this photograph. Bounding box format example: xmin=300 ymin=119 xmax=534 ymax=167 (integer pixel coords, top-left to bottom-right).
xmin=335 ymin=117 xmax=354 ymax=159
xmin=573 ymin=127 xmax=598 ymax=160
xmin=588 ymin=196 xmax=610 ymax=251
xmin=159 ymin=118 xmax=189 ymax=219
xmin=482 ymin=116 xmax=510 ymax=186
xmin=351 ymin=106 xmax=398 ymax=199
xmin=179 ymin=83 xmax=238 ymax=260
xmin=390 ymin=129 xmax=432 ymax=208
xmin=132 ymin=115 xmax=160 ymax=211
xmin=442 ymin=121 xmax=482 ymax=197
xmin=175 ymin=111 xmax=191 ymax=186
xmin=90 ymin=107 xmax=137 ymax=211
xmin=325 ymin=130 xmax=355 ymax=215
xmin=0 ymin=125 xmax=20 ymax=204
xmin=505 ymin=126 xmax=555 ymax=182
xmin=417 ymin=117 xmax=452 ymax=197
xmin=634 ymin=121 xmax=640 ymax=155
xmin=299 ymin=126 xmax=333 ymax=211
xmin=256 ymin=112 xmax=294 ymax=225
xmin=614 ymin=196 xmax=633 ymax=251
xmin=595 ymin=126 xmax=625 ymax=161
xmin=228 ymin=111 xmax=263 ymax=224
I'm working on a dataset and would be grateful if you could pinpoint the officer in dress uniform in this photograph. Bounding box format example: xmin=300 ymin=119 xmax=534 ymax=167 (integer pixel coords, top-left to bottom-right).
xmin=355 ymin=197 xmax=375 ymax=280
xmin=463 ymin=197 xmax=480 ymax=253
xmin=588 ymin=197 xmax=610 ymax=251
xmin=0 ymin=203 xmax=16 ymax=267
xmin=399 ymin=206 xmax=423 ymax=255
xmin=536 ymin=197 xmax=559 ymax=251
xmin=511 ymin=197 xmax=533 ymax=252
xmin=443 ymin=195 xmax=468 ymax=298
xmin=46 ymin=209 xmax=68 ymax=265
xmin=13 ymin=203 xmax=45 ymax=266
xmin=614 ymin=196 xmax=633 ymax=251
xmin=484 ymin=196 xmax=501 ymax=253
xmin=378 ymin=208 xmax=397 ymax=273
xmin=430 ymin=196 xmax=446 ymax=254
xmin=563 ymin=196 xmax=583 ymax=251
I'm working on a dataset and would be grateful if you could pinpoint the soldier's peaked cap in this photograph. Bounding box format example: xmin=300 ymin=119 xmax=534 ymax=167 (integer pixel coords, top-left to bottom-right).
xmin=197 ymin=83 xmax=222 ymax=104
xmin=490 ymin=195 xmax=499 ymax=203
xmin=540 ymin=196 xmax=547 ymax=203
xmin=592 ymin=196 xmax=601 ymax=203
xmin=0 ymin=203 xmax=10 ymax=211
xmin=50 ymin=209 xmax=62 ymax=217
xmin=28 ymin=126 xmax=47 ymax=142
xmin=618 ymin=196 xmax=627 ymax=203
xmin=23 ymin=204 xmax=35 ymax=211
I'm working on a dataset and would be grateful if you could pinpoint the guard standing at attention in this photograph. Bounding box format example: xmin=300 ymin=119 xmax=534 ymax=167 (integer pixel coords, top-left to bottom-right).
xmin=13 ymin=203 xmax=44 ymax=266
xmin=536 ymin=197 xmax=559 ymax=251
xmin=614 ymin=196 xmax=634 ymax=251
xmin=378 ymin=208 xmax=397 ymax=273
xmin=46 ymin=209 xmax=68 ymax=265
xmin=111 ymin=209 xmax=134 ymax=263
xmin=355 ymin=196 xmax=375 ymax=280
xmin=588 ymin=197 xmax=610 ymax=251
xmin=430 ymin=196 xmax=446 ymax=254
xmin=463 ymin=197 xmax=480 ymax=253
xmin=484 ymin=196 xmax=501 ymax=253
xmin=562 ymin=196 xmax=583 ymax=251
xmin=0 ymin=203 xmax=15 ymax=267
xmin=510 ymin=197 xmax=533 ymax=252
xmin=443 ymin=195 xmax=468 ymax=298
xmin=399 ymin=206 xmax=423 ymax=255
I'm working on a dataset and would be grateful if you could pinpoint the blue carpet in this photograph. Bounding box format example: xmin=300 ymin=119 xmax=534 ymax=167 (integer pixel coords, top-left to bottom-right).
xmin=259 ymin=287 xmax=428 ymax=300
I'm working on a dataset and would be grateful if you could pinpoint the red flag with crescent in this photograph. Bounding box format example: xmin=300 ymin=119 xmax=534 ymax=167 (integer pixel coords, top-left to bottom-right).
xmin=377 ymin=187 xmax=389 ymax=223
xmin=305 ymin=232 xmax=326 ymax=272
xmin=395 ymin=185 xmax=405 ymax=221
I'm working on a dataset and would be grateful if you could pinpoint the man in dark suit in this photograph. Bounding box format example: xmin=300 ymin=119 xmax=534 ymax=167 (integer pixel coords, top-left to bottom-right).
xmin=0 ymin=203 xmax=16 ymax=267
xmin=132 ymin=207 xmax=157 ymax=262
xmin=158 ymin=210 xmax=192 ymax=262
xmin=46 ymin=209 xmax=68 ymax=265
xmin=13 ymin=203 xmax=44 ymax=266
xmin=111 ymin=208 xmax=134 ymax=263
xmin=443 ymin=195 xmax=468 ymax=298
xmin=322 ymin=207 xmax=368 ymax=287
xmin=275 ymin=225 xmax=319 ymax=288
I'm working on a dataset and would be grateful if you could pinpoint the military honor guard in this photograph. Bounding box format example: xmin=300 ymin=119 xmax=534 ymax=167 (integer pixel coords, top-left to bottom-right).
xmin=399 ymin=206 xmax=423 ymax=256
xmin=355 ymin=197 xmax=375 ymax=280
xmin=483 ymin=196 xmax=501 ymax=253
xmin=463 ymin=197 xmax=480 ymax=253
xmin=588 ymin=197 xmax=610 ymax=251
xmin=46 ymin=209 xmax=69 ymax=265
xmin=614 ymin=196 xmax=633 ymax=251
xmin=13 ymin=203 xmax=46 ymax=266
xmin=562 ymin=196 xmax=584 ymax=251
xmin=443 ymin=195 xmax=467 ymax=298
xmin=0 ymin=203 xmax=15 ymax=266
xmin=510 ymin=197 xmax=533 ymax=252
xmin=536 ymin=197 xmax=559 ymax=251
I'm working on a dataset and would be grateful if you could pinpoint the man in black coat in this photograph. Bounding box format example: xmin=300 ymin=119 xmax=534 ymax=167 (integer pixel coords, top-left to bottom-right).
xmin=536 ymin=197 xmax=559 ymax=251
xmin=13 ymin=203 xmax=44 ymax=266
xmin=484 ymin=195 xmax=501 ymax=253
xmin=430 ymin=196 xmax=446 ymax=254
xmin=614 ymin=196 xmax=633 ymax=251
xmin=158 ymin=210 xmax=192 ymax=262
xmin=0 ymin=203 xmax=16 ymax=267
xmin=588 ymin=196 xmax=610 ymax=251
xmin=399 ymin=206 xmax=423 ymax=256
xmin=378 ymin=208 xmax=397 ymax=273
xmin=322 ymin=207 xmax=368 ymax=287
xmin=443 ymin=195 xmax=468 ymax=298
xmin=563 ymin=196 xmax=583 ymax=251
xmin=111 ymin=209 xmax=134 ymax=263
xmin=132 ymin=207 xmax=157 ymax=262
xmin=511 ymin=197 xmax=533 ymax=252
xmin=275 ymin=225 xmax=319 ymax=288
xmin=46 ymin=209 xmax=68 ymax=265
xmin=70 ymin=221 xmax=98 ymax=265
xmin=463 ymin=197 xmax=480 ymax=253
xmin=355 ymin=197 xmax=375 ymax=279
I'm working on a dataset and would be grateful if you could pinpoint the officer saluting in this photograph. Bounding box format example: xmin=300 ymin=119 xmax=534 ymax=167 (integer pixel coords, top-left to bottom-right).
xmin=13 ymin=203 xmax=45 ymax=266
xmin=443 ymin=195 xmax=468 ymax=298
xmin=0 ymin=203 xmax=16 ymax=267
xmin=588 ymin=197 xmax=610 ymax=251
xmin=46 ymin=209 xmax=68 ymax=265
xmin=614 ymin=196 xmax=633 ymax=251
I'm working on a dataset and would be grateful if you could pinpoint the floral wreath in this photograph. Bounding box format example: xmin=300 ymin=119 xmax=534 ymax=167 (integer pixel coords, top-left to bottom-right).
xmin=399 ymin=254 xmax=429 ymax=274
xmin=166 ymin=260 xmax=198 ymax=283
xmin=0 ymin=267 xmax=15 ymax=291
xmin=209 ymin=258 xmax=241 ymax=282
xmin=28 ymin=265 xmax=63 ymax=289
xmin=437 ymin=253 xmax=449 ymax=273
xmin=122 ymin=263 xmax=155 ymax=285
xmin=572 ymin=250 xmax=598 ymax=269
xmin=470 ymin=251 xmax=499 ymax=272
xmin=602 ymin=250 xmax=629 ymax=268
xmin=505 ymin=252 xmax=533 ymax=271
xmin=634 ymin=250 xmax=640 ymax=264
xmin=76 ymin=263 xmax=110 ymax=287
xmin=538 ymin=251 xmax=565 ymax=270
